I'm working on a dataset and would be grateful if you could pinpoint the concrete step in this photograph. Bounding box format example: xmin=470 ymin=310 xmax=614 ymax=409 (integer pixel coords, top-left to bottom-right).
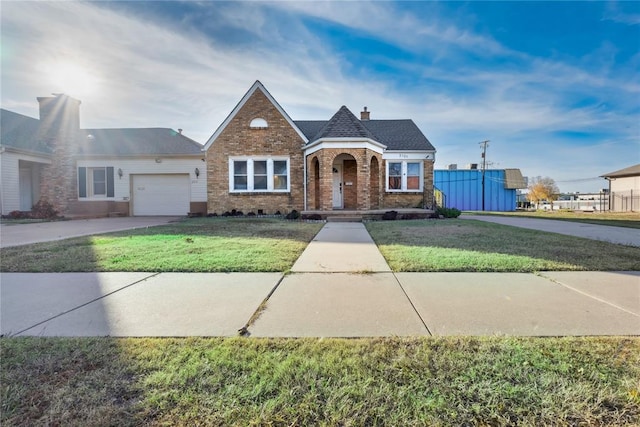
xmin=326 ymin=215 xmax=362 ymax=223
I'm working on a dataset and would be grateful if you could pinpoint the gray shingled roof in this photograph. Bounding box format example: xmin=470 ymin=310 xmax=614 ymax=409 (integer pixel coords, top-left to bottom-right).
xmin=0 ymin=109 xmax=202 ymax=156
xmin=78 ymin=128 xmax=203 ymax=156
xmin=294 ymin=107 xmax=435 ymax=151
xmin=310 ymin=106 xmax=377 ymax=140
xmin=0 ymin=109 xmax=51 ymax=154
xmin=601 ymin=164 xmax=640 ymax=178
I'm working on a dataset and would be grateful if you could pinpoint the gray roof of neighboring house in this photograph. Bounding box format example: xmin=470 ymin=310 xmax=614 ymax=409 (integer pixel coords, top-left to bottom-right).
xmin=78 ymin=128 xmax=203 ymax=156
xmin=503 ymin=169 xmax=527 ymax=189
xmin=294 ymin=106 xmax=435 ymax=151
xmin=0 ymin=109 xmax=52 ymax=154
xmin=0 ymin=109 xmax=202 ymax=157
xmin=601 ymin=164 xmax=640 ymax=178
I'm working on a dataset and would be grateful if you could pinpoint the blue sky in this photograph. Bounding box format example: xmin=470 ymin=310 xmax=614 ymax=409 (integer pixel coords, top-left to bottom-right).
xmin=2 ymin=1 xmax=639 ymax=193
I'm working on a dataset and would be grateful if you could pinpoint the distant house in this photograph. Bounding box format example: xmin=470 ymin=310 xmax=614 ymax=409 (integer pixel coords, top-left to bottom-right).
xmin=204 ymin=81 xmax=436 ymax=215
xmin=0 ymin=94 xmax=206 ymax=217
xmin=601 ymin=164 xmax=640 ymax=212
xmin=434 ymin=167 xmax=527 ymax=211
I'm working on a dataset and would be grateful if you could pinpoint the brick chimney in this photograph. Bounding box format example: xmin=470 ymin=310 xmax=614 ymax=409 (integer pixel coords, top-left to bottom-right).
xmin=37 ymin=94 xmax=81 ymax=138
xmin=360 ymin=106 xmax=370 ymax=121
xmin=37 ymin=94 xmax=82 ymax=215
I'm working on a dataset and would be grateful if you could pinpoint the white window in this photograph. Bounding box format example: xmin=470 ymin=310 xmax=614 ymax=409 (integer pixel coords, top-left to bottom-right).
xmin=78 ymin=166 xmax=114 ymax=198
xmin=91 ymin=168 xmax=107 ymax=196
xmin=229 ymin=157 xmax=290 ymax=192
xmin=386 ymin=161 xmax=423 ymax=192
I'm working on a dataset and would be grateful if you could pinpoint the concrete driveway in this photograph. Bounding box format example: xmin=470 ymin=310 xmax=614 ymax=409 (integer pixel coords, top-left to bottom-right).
xmin=462 ymin=215 xmax=640 ymax=247
xmin=0 ymin=216 xmax=182 ymax=248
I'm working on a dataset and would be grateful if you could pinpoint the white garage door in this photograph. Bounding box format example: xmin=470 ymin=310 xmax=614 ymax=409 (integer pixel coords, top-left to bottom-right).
xmin=132 ymin=174 xmax=190 ymax=216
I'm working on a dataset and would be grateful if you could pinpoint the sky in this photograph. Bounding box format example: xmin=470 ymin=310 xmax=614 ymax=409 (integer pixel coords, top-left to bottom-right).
xmin=2 ymin=1 xmax=639 ymax=193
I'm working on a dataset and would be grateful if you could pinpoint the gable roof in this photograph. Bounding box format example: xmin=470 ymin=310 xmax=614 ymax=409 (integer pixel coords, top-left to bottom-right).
xmin=203 ymin=80 xmax=308 ymax=150
xmin=0 ymin=109 xmax=51 ymax=155
xmin=78 ymin=128 xmax=203 ymax=156
xmin=601 ymin=164 xmax=640 ymax=178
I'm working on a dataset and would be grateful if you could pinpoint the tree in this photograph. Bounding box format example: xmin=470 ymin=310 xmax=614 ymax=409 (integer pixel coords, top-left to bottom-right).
xmin=527 ymin=177 xmax=559 ymax=207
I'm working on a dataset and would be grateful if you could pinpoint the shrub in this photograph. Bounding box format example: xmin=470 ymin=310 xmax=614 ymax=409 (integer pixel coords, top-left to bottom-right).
xmin=436 ymin=207 xmax=461 ymax=218
xmin=302 ymin=214 xmax=322 ymax=221
xmin=382 ymin=211 xmax=398 ymax=220
xmin=285 ymin=210 xmax=300 ymax=220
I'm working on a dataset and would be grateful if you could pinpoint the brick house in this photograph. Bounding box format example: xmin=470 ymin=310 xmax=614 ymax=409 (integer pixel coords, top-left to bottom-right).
xmin=1 ymin=94 xmax=207 ymax=217
xmin=204 ymin=81 xmax=436 ymax=215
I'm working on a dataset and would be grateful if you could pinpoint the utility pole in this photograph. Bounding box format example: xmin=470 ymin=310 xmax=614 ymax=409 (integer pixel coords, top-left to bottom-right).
xmin=479 ymin=140 xmax=489 ymax=211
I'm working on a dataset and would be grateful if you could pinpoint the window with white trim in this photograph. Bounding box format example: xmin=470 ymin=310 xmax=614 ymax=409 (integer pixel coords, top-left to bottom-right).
xmin=229 ymin=158 xmax=290 ymax=192
xmin=386 ymin=161 xmax=423 ymax=192
xmin=78 ymin=166 xmax=115 ymax=198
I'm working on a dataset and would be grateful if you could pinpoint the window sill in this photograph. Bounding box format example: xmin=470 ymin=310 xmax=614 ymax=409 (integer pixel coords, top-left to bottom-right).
xmin=230 ymin=191 xmax=290 ymax=196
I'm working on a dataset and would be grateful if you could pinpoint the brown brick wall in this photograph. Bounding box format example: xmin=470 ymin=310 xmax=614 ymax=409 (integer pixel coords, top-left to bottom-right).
xmin=370 ymin=156 xmax=381 ymax=209
xmin=206 ymin=89 xmax=305 ymax=214
xmin=342 ymin=159 xmax=357 ymax=209
xmin=66 ymin=200 xmax=129 ymax=217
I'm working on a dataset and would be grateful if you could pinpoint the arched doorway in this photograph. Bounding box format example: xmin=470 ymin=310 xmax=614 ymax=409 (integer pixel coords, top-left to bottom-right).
xmin=332 ymin=153 xmax=357 ymax=210
xmin=370 ymin=156 xmax=380 ymax=209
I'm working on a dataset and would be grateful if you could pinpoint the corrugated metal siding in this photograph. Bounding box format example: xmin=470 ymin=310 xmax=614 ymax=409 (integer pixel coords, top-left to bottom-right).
xmin=434 ymin=169 xmax=517 ymax=211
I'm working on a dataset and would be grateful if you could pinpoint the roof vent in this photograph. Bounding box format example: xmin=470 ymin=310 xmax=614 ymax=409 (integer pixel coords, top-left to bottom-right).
xmin=178 ymin=128 xmax=183 ymax=134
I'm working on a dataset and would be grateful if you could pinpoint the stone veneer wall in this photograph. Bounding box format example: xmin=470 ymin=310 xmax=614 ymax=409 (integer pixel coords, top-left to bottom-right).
xmin=206 ymin=89 xmax=305 ymax=215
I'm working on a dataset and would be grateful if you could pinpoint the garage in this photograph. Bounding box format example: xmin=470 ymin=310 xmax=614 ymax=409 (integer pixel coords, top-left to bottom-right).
xmin=132 ymin=174 xmax=190 ymax=216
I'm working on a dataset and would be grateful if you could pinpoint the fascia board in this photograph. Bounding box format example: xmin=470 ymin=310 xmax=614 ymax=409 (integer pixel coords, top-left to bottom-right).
xmin=0 ymin=146 xmax=52 ymax=162
xmin=304 ymin=138 xmax=387 ymax=156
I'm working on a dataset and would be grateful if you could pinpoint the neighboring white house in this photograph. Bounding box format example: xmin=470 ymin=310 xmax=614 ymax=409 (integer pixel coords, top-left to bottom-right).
xmin=601 ymin=164 xmax=640 ymax=212
xmin=0 ymin=94 xmax=207 ymax=217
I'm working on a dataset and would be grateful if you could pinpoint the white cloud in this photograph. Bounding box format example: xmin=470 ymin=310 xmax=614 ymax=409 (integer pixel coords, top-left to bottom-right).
xmin=2 ymin=1 xmax=637 ymax=193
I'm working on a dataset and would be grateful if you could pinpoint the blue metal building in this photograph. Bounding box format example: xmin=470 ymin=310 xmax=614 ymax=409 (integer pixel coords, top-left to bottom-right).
xmin=434 ymin=168 xmax=526 ymax=211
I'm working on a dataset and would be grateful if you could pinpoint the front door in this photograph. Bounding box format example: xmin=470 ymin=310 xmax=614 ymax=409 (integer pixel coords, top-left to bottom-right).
xmin=19 ymin=168 xmax=33 ymax=211
xmin=332 ymin=164 xmax=343 ymax=209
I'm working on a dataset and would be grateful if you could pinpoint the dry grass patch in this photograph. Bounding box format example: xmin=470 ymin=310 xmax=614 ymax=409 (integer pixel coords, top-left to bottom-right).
xmin=2 ymin=337 xmax=639 ymax=426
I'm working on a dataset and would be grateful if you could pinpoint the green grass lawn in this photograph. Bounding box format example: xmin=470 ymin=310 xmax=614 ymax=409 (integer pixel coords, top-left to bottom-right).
xmin=2 ymin=337 xmax=638 ymax=426
xmin=367 ymin=219 xmax=640 ymax=272
xmin=3 ymin=217 xmax=639 ymax=273
xmin=0 ymin=218 xmax=322 ymax=272
xmin=465 ymin=210 xmax=640 ymax=229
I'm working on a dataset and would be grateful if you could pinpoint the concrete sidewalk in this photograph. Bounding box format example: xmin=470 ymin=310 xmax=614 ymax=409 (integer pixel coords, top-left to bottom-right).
xmin=2 ymin=222 xmax=638 ymax=338
xmin=462 ymin=215 xmax=640 ymax=247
